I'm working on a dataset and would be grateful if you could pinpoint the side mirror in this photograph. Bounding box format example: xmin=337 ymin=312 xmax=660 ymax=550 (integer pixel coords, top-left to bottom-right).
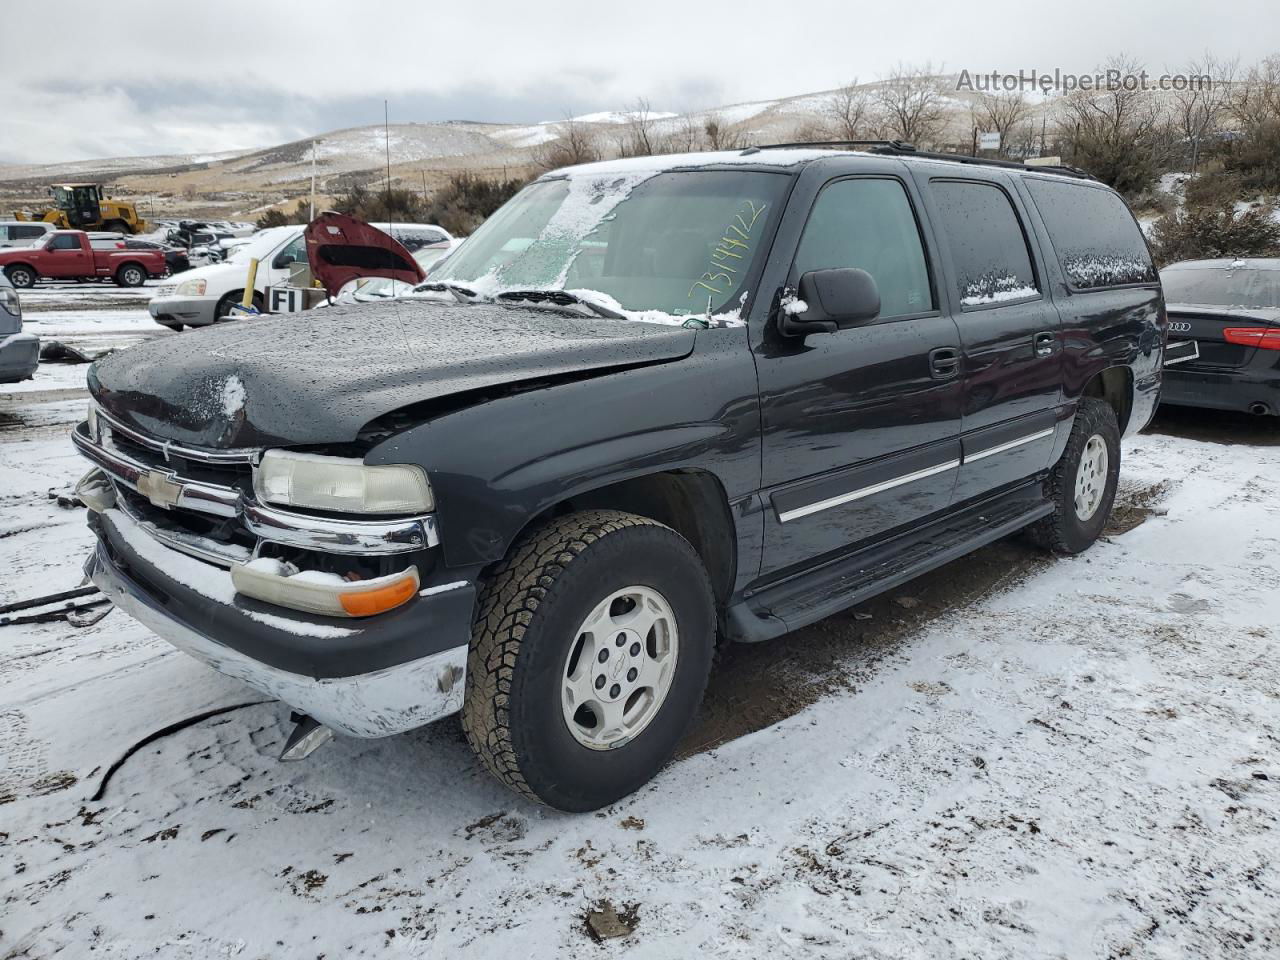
xmin=780 ymin=268 xmax=881 ymax=337
xmin=271 ymin=252 xmax=293 ymax=269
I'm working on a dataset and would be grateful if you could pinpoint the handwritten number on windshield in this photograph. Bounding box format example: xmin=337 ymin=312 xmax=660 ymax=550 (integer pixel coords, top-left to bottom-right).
xmin=689 ymin=200 xmax=767 ymax=299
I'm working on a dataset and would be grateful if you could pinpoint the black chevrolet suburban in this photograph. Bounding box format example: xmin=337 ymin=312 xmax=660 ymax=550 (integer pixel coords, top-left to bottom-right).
xmin=74 ymin=145 xmax=1165 ymax=811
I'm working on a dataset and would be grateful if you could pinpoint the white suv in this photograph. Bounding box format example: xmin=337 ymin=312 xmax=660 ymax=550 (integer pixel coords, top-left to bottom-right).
xmin=148 ymin=223 xmax=450 ymax=329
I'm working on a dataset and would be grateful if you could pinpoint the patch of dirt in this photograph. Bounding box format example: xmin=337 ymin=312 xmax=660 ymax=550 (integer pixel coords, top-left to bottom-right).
xmin=682 ymin=536 xmax=1050 ymax=758
xmin=684 ymin=474 xmax=1171 ymax=758
xmin=583 ymin=900 xmax=640 ymax=942
xmin=1106 ymin=481 xmax=1171 ymax=537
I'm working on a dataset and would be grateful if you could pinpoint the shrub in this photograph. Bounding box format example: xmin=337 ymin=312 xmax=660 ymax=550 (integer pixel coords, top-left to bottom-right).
xmin=332 ymin=173 xmax=531 ymax=237
xmin=1182 ymin=171 xmax=1244 ymax=210
xmin=1148 ymin=203 xmax=1280 ymax=266
xmin=1219 ymin=120 xmax=1280 ymax=193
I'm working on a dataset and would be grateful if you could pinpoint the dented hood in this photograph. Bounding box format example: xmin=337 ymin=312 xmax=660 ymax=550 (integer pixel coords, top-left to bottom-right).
xmin=305 ymin=213 xmax=425 ymax=297
xmin=87 ymin=300 xmax=695 ymax=449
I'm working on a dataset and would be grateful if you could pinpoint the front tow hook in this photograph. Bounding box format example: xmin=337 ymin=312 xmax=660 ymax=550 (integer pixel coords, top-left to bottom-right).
xmin=279 ymin=712 xmax=334 ymax=761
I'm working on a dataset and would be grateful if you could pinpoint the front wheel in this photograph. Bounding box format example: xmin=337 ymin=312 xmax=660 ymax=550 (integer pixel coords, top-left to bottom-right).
xmin=462 ymin=510 xmax=715 ymax=811
xmin=1028 ymin=396 xmax=1121 ymax=554
xmin=5 ymin=266 xmax=35 ymax=289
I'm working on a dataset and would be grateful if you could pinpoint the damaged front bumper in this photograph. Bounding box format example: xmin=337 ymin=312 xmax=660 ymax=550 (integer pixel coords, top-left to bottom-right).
xmin=86 ymin=507 xmax=475 ymax=738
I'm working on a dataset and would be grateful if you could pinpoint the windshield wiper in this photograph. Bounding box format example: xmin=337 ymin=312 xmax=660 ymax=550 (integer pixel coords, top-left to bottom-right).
xmin=411 ymin=280 xmax=477 ymax=303
xmin=494 ymin=289 xmax=625 ymax=320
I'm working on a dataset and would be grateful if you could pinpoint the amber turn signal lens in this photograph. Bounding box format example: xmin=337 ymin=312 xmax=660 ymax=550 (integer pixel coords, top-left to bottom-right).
xmin=339 ymin=573 xmax=418 ymax=617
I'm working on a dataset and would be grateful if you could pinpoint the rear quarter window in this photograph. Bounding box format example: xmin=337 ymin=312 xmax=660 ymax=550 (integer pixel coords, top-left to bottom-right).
xmin=928 ymin=179 xmax=1039 ymax=308
xmin=1025 ymin=178 xmax=1156 ymax=289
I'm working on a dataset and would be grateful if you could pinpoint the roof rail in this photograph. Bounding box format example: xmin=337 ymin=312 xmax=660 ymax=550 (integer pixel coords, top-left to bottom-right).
xmin=742 ymin=139 xmax=918 ymax=154
xmin=740 ymin=140 xmax=1096 ymax=181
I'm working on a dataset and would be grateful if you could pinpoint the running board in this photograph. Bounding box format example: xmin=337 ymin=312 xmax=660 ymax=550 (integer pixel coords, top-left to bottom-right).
xmin=726 ymin=488 xmax=1052 ymax=642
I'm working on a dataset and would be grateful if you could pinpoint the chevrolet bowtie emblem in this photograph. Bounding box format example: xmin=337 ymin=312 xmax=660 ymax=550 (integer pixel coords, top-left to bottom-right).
xmin=136 ymin=470 xmax=183 ymax=509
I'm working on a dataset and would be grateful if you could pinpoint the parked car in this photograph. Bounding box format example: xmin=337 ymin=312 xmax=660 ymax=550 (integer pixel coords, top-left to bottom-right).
xmin=0 ymin=221 xmax=57 ymax=248
xmin=89 ymin=233 xmax=191 ymax=276
xmin=148 ymin=223 xmax=451 ymax=328
xmin=75 ymin=146 xmax=1163 ymax=811
xmin=0 ymin=230 xmax=167 ymax=288
xmin=1158 ymin=258 xmax=1280 ymax=416
xmin=0 ymin=270 xmax=38 ymax=383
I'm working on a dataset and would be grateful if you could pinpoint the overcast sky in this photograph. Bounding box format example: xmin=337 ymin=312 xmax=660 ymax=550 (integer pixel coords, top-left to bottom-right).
xmin=0 ymin=0 xmax=1273 ymax=165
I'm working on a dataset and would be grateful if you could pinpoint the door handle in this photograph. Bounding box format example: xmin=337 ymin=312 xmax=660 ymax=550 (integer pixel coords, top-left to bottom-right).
xmin=1034 ymin=332 xmax=1057 ymax=357
xmin=929 ymin=347 xmax=961 ymax=379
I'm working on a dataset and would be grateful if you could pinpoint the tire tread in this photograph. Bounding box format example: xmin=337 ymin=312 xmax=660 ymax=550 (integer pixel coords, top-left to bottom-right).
xmin=461 ymin=510 xmax=677 ymax=804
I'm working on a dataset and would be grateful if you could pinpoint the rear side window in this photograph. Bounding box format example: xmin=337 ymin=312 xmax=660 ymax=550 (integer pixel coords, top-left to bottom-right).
xmin=13 ymin=225 xmax=47 ymax=240
xmin=1025 ymin=178 xmax=1156 ymax=289
xmin=793 ymin=178 xmax=933 ymax=319
xmin=929 ymin=180 xmax=1038 ymax=308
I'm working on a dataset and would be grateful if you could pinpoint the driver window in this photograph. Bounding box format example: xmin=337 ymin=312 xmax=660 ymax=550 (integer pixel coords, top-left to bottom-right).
xmin=277 ymin=235 xmax=306 ymax=264
xmin=49 ymin=234 xmax=80 ymax=250
xmin=794 ymin=178 xmax=933 ymax=319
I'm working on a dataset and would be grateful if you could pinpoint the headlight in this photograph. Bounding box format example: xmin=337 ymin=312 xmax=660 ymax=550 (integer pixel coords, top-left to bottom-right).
xmin=175 ymin=278 xmax=206 ymax=296
xmin=254 ymin=450 xmax=433 ymax=515
xmin=0 ymin=285 xmax=19 ymax=318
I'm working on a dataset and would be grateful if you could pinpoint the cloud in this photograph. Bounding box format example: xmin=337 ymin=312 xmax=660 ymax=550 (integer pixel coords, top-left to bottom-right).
xmin=1 ymin=0 xmax=1275 ymax=163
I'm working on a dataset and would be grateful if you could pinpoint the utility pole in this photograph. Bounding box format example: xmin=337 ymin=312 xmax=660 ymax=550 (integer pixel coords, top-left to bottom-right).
xmin=309 ymin=140 xmax=318 ymax=220
xmin=384 ymin=100 xmax=393 ymax=230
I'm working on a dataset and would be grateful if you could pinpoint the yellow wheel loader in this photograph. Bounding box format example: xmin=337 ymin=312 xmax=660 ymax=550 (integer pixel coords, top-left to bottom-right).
xmin=14 ymin=184 xmax=148 ymax=234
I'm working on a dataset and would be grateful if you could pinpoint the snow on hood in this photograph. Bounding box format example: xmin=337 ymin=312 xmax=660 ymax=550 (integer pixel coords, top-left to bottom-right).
xmin=88 ymin=299 xmax=697 ymax=449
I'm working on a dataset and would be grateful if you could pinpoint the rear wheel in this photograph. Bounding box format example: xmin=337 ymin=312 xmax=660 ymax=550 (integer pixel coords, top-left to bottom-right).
xmin=462 ymin=510 xmax=715 ymax=811
xmin=5 ymin=265 xmax=35 ymax=289
xmin=115 ymin=263 xmax=146 ymax=287
xmin=1028 ymin=397 xmax=1121 ymax=554
xmin=103 ymin=220 xmax=130 ymax=235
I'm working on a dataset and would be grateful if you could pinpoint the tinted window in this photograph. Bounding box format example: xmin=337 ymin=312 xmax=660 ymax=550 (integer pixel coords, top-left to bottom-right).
xmin=930 ymin=180 xmax=1038 ymax=307
xmin=1025 ymin=178 xmax=1156 ymax=289
xmin=49 ymin=234 xmax=81 ymax=250
xmin=1160 ymin=265 xmax=1280 ymax=308
xmin=794 ymin=178 xmax=933 ymax=318
xmin=13 ymin=225 xmax=47 ymax=239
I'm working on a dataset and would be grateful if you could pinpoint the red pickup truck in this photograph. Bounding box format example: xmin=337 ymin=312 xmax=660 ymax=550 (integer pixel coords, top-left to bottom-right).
xmin=0 ymin=230 xmax=168 ymax=288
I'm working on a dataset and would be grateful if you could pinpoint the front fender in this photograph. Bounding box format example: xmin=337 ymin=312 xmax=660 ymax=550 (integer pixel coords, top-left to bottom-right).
xmin=365 ymin=328 xmax=761 ymax=569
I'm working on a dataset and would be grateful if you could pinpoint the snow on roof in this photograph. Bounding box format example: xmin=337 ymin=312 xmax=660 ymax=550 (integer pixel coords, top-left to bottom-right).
xmin=550 ymin=148 xmax=850 ymax=177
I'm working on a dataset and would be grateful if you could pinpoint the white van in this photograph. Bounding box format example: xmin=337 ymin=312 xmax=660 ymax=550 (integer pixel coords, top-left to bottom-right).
xmin=0 ymin=222 xmax=57 ymax=248
xmin=148 ymin=223 xmax=450 ymax=329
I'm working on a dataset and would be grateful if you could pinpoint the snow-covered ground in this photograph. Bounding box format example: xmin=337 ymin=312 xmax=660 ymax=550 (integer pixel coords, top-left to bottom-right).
xmin=1 ymin=388 xmax=1277 ymax=956
xmin=1 ymin=282 xmax=164 ymax=404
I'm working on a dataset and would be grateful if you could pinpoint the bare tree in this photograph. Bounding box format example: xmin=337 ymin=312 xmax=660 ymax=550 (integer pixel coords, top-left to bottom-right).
xmin=664 ymin=113 xmax=704 ymax=154
xmin=534 ymin=115 xmax=601 ymax=170
xmin=1171 ymin=53 xmax=1237 ymax=174
xmin=790 ymin=118 xmax=832 ymax=143
xmin=619 ymin=98 xmax=659 ymax=157
xmin=970 ymin=91 xmax=1030 ymax=157
xmin=1230 ymin=54 xmax=1280 ymax=131
xmin=1057 ymin=54 xmax=1164 ymax=195
xmin=825 ymin=80 xmax=877 ymax=140
xmin=873 ymin=63 xmax=950 ymax=146
xmin=703 ymin=113 xmax=745 ymax=151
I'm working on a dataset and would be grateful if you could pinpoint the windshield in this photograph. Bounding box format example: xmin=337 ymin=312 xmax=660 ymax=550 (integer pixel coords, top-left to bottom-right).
xmin=234 ymin=228 xmax=298 ymax=262
xmin=431 ymin=170 xmax=788 ymax=318
xmin=1161 ymin=264 xmax=1280 ymax=308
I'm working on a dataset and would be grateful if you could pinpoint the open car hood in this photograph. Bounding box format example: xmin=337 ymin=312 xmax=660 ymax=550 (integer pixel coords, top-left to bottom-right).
xmin=305 ymin=212 xmax=426 ymax=297
xmin=88 ymin=300 xmax=696 ymax=449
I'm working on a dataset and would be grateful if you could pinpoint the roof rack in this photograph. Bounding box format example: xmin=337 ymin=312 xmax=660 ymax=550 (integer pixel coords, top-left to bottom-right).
xmin=740 ymin=140 xmax=1096 ymax=181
